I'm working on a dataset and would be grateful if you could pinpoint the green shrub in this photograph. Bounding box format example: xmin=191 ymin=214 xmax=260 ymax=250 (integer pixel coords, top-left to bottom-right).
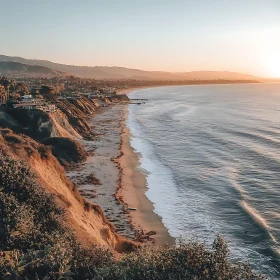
xmin=0 ymin=153 xmax=68 ymax=251
xmin=94 ymin=237 xmax=267 ymax=280
xmin=41 ymin=137 xmax=87 ymax=166
xmin=0 ymin=152 xmax=114 ymax=279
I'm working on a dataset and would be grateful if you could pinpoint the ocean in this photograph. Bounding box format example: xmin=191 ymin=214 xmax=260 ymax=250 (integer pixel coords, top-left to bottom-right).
xmin=128 ymin=83 xmax=280 ymax=278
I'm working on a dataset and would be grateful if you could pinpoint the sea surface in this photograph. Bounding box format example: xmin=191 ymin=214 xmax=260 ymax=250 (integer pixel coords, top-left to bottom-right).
xmin=128 ymin=83 xmax=280 ymax=278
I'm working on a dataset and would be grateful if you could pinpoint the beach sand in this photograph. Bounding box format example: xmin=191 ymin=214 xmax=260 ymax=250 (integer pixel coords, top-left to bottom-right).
xmin=67 ymin=104 xmax=135 ymax=239
xmin=67 ymin=100 xmax=175 ymax=245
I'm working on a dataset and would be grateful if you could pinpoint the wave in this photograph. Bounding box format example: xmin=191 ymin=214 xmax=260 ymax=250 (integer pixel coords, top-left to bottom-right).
xmin=240 ymin=201 xmax=276 ymax=244
xmin=127 ymin=104 xmax=180 ymax=238
xmin=129 ymin=84 xmax=280 ymax=278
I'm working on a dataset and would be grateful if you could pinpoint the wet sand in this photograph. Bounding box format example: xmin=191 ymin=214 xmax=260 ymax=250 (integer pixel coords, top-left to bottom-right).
xmin=118 ymin=105 xmax=175 ymax=245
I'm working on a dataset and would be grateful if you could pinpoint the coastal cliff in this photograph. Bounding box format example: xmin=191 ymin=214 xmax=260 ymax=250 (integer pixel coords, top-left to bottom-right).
xmin=0 ymin=128 xmax=135 ymax=251
xmin=0 ymin=96 xmax=129 ymax=141
xmin=0 ymin=96 xmax=134 ymax=251
xmin=0 ymin=108 xmax=81 ymax=140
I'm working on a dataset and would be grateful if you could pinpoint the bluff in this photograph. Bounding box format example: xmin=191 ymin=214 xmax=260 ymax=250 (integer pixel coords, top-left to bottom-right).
xmin=0 ymin=95 xmax=132 ymax=249
xmin=0 ymin=108 xmax=81 ymax=141
xmin=0 ymin=128 xmax=135 ymax=251
xmin=0 ymin=96 xmax=128 ymax=141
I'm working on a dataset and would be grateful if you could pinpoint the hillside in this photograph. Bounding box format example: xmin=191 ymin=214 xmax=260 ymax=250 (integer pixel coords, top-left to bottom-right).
xmin=0 ymin=61 xmax=67 ymax=77
xmin=0 ymin=54 xmax=261 ymax=81
xmin=0 ymin=96 xmax=137 ymax=250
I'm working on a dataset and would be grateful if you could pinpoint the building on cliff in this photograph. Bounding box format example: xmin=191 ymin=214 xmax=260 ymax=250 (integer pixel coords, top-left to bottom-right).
xmin=13 ymin=95 xmax=57 ymax=113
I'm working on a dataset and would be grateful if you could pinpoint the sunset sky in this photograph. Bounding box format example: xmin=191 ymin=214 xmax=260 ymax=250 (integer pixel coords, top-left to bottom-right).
xmin=1 ymin=0 xmax=280 ymax=77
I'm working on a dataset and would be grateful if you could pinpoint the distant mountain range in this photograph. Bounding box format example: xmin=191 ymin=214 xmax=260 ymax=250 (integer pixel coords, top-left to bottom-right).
xmin=0 ymin=54 xmax=262 ymax=81
xmin=0 ymin=61 xmax=66 ymax=77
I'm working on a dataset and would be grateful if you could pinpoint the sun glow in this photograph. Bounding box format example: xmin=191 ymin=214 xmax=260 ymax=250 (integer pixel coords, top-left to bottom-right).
xmin=263 ymin=55 xmax=280 ymax=78
xmin=258 ymin=32 xmax=280 ymax=78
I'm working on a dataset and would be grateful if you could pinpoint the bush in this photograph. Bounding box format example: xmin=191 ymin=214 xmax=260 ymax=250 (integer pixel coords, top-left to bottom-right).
xmin=94 ymin=237 xmax=266 ymax=280
xmin=41 ymin=137 xmax=87 ymax=166
xmin=0 ymin=153 xmax=68 ymax=251
xmin=2 ymin=134 xmax=22 ymax=144
xmin=0 ymin=152 xmax=114 ymax=279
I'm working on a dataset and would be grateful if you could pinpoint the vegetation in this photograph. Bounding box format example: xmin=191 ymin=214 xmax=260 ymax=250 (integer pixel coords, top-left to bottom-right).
xmin=41 ymin=137 xmax=87 ymax=166
xmin=94 ymin=239 xmax=266 ymax=280
xmin=0 ymin=152 xmax=267 ymax=279
xmin=40 ymin=84 xmax=65 ymax=101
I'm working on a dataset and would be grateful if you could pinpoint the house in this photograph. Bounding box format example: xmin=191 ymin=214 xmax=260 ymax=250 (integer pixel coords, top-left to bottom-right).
xmin=13 ymin=102 xmax=56 ymax=113
xmin=21 ymin=95 xmax=35 ymax=102
xmin=13 ymin=103 xmax=43 ymax=110
xmin=81 ymin=93 xmax=99 ymax=99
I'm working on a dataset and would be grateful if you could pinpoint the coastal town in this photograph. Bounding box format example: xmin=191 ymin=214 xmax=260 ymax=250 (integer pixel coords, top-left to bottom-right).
xmin=0 ymin=75 xmax=129 ymax=113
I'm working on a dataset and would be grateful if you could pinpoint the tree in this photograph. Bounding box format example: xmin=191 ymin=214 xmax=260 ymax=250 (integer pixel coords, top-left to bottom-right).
xmin=40 ymin=85 xmax=57 ymax=100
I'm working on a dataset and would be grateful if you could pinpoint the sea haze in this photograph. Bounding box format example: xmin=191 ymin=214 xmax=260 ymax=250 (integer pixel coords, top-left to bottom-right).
xmin=128 ymin=83 xmax=280 ymax=278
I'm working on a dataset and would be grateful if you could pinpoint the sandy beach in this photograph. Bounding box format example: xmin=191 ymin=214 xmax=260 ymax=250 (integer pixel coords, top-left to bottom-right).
xmin=67 ymin=99 xmax=174 ymax=245
xmin=118 ymin=105 xmax=175 ymax=245
xmin=67 ymin=104 xmax=135 ymax=239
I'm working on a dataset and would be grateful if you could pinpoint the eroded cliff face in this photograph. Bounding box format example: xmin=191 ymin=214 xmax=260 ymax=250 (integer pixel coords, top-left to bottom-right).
xmin=0 ymin=108 xmax=81 ymax=141
xmin=56 ymin=96 xmax=125 ymax=139
xmin=0 ymin=96 xmax=129 ymax=141
xmin=56 ymin=98 xmax=94 ymax=139
xmin=0 ymin=128 xmax=135 ymax=252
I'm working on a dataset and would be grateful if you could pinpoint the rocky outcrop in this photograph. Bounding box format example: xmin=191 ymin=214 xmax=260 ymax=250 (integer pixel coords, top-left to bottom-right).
xmin=107 ymin=95 xmax=130 ymax=103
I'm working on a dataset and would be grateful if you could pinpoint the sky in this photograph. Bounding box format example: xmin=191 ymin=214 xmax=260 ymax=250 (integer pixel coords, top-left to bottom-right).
xmin=0 ymin=0 xmax=280 ymax=77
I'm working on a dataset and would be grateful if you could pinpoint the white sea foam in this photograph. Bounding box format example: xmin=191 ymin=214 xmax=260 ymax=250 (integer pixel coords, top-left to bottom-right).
xmin=127 ymin=105 xmax=180 ymax=238
xmin=127 ymin=104 xmax=219 ymax=241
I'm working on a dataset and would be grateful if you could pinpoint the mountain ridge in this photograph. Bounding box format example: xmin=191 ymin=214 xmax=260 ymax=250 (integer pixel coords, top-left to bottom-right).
xmin=0 ymin=54 xmax=261 ymax=81
xmin=0 ymin=61 xmax=67 ymax=77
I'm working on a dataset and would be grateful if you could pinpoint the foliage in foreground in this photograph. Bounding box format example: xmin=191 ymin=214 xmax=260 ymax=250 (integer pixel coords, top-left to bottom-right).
xmin=94 ymin=236 xmax=266 ymax=280
xmin=0 ymin=152 xmax=267 ymax=279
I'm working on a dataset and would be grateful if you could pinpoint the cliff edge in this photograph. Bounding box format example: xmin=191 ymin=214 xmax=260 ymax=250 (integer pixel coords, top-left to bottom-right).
xmin=0 ymin=128 xmax=136 ymax=252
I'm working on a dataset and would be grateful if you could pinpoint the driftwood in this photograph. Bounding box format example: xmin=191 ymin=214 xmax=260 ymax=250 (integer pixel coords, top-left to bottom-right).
xmin=135 ymin=228 xmax=156 ymax=244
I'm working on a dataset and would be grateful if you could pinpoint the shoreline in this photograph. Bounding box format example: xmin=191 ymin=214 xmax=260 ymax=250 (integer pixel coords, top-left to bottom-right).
xmin=66 ymin=96 xmax=175 ymax=245
xmin=117 ymin=102 xmax=176 ymax=245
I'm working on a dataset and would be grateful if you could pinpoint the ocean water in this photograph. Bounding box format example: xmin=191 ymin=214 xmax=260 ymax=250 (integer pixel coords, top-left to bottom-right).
xmin=128 ymin=83 xmax=280 ymax=278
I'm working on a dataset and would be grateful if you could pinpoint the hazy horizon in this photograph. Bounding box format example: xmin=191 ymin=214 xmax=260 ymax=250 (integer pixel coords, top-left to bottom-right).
xmin=0 ymin=53 xmax=265 ymax=77
xmin=1 ymin=0 xmax=280 ymax=78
